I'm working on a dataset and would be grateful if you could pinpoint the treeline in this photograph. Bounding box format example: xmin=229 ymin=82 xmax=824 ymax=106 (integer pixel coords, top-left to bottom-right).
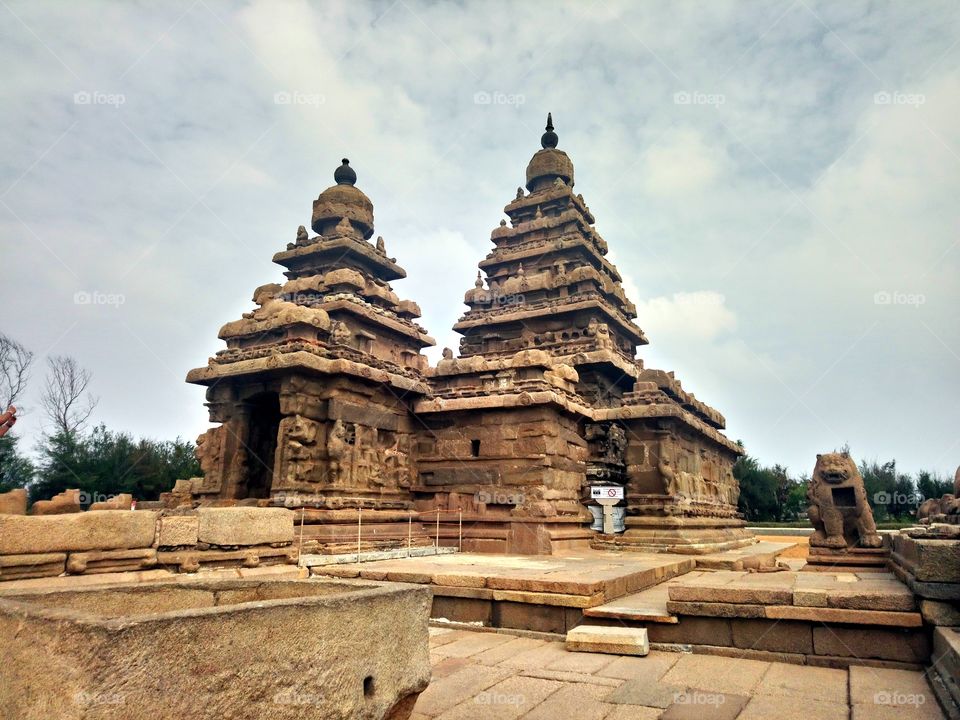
xmin=734 ymin=452 xmax=954 ymax=523
xmin=0 ymin=333 xmax=198 ymax=504
xmin=0 ymin=427 xmax=199 ymax=502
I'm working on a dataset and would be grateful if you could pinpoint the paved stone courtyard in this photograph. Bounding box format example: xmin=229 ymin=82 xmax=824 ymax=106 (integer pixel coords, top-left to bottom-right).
xmin=415 ymin=627 xmax=945 ymax=720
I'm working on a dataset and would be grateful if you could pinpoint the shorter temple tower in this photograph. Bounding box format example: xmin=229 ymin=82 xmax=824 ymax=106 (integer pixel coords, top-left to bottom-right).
xmin=186 ymin=160 xmax=435 ymax=552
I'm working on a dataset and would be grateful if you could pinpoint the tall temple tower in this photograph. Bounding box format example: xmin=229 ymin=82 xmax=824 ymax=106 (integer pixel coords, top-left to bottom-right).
xmin=415 ymin=116 xmax=749 ymax=554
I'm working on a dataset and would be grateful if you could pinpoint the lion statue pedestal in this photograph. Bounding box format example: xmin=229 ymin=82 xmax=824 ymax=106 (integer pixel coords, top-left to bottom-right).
xmin=804 ymin=452 xmax=887 ymax=571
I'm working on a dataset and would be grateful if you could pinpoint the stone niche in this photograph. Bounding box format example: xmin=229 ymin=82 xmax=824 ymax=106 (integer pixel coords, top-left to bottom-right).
xmin=0 ymin=578 xmax=431 ymax=720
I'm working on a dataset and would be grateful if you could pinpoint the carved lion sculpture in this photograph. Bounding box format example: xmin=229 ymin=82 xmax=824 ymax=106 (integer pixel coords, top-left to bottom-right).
xmin=808 ymin=452 xmax=882 ymax=549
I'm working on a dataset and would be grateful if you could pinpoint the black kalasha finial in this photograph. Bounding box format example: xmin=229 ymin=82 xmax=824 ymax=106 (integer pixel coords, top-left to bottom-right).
xmin=541 ymin=112 xmax=558 ymax=149
xmin=334 ymin=158 xmax=357 ymax=185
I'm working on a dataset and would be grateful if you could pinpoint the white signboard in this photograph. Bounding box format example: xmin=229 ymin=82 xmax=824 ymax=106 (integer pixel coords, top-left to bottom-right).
xmin=590 ymin=486 xmax=624 ymax=500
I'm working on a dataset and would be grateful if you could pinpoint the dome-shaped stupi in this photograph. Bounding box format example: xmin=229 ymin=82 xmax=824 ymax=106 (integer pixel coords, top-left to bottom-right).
xmin=311 ymin=159 xmax=374 ymax=238
xmin=525 ymin=114 xmax=574 ymax=191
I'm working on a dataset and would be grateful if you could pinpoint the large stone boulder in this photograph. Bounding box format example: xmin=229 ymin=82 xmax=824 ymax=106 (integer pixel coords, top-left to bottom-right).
xmin=0 ymin=510 xmax=158 ymax=555
xmin=196 ymin=507 xmax=295 ymax=547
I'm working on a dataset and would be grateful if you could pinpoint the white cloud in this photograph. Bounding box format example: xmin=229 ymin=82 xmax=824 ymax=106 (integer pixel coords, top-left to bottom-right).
xmin=1 ymin=0 xmax=958 ymax=477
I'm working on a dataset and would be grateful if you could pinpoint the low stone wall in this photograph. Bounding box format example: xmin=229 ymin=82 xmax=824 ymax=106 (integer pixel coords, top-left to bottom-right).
xmin=0 ymin=505 xmax=298 ymax=582
xmin=0 ymin=577 xmax=431 ymax=720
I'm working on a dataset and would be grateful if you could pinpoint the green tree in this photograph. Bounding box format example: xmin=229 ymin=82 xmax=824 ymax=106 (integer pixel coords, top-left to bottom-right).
xmin=734 ymin=455 xmax=778 ymax=521
xmin=31 ymin=425 xmax=199 ymax=504
xmin=916 ymin=470 xmax=952 ymax=501
xmin=0 ymin=433 xmax=34 ymax=492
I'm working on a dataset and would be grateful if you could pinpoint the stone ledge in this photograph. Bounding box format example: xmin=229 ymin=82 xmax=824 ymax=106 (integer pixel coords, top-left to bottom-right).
xmin=0 ymin=511 xmax=158 ymax=555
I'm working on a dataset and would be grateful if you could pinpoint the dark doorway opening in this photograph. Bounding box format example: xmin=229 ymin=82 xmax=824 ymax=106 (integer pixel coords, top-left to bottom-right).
xmin=244 ymin=392 xmax=281 ymax=499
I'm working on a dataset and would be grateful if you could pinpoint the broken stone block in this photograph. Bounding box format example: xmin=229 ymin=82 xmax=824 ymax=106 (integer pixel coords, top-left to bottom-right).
xmin=566 ymin=625 xmax=649 ymax=655
xmin=89 ymin=493 xmax=133 ymax=511
xmin=29 ymin=489 xmax=82 ymax=515
xmin=920 ymin=599 xmax=960 ymax=627
xmin=0 ymin=510 xmax=158 ymax=555
xmin=157 ymin=515 xmax=200 ymax=548
xmin=0 ymin=488 xmax=27 ymax=515
xmin=196 ymin=507 xmax=294 ymax=547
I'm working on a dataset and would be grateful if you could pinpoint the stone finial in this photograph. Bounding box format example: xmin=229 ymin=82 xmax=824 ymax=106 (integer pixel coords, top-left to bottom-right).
xmin=517 ymin=263 xmax=525 ymax=277
xmin=516 ymin=187 xmax=524 ymax=200
xmin=296 ymin=225 xmax=308 ymax=244
xmin=334 ymin=158 xmax=357 ymax=186
xmin=499 ymin=219 xmax=507 ymax=227
xmin=541 ymin=112 xmax=558 ymax=149
xmin=376 ymin=236 xmax=386 ymax=253
xmin=474 ymin=271 xmax=483 ymax=289
xmin=442 ymin=347 xmax=453 ymax=359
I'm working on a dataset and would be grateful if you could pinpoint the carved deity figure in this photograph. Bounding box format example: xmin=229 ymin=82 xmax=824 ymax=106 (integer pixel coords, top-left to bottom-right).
xmin=282 ymin=415 xmax=321 ymax=485
xmin=327 ymin=419 xmax=350 ymax=483
xmin=296 ymin=225 xmax=309 ymax=245
xmin=194 ymin=427 xmax=224 ymax=493
xmin=658 ymin=438 xmax=679 ymax=496
xmin=331 ymin=320 xmax=352 ymax=346
xmin=807 ymin=452 xmax=882 ymax=549
xmin=604 ymin=424 xmax=627 ymax=466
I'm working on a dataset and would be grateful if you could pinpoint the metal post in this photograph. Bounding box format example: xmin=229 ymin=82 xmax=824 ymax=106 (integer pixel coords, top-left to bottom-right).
xmin=407 ymin=512 xmax=412 ymax=557
xmin=297 ymin=507 xmax=305 ymax=563
xmin=435 ymin=508 xmax=440 ymax=551
xmin=357 ymin=507 xmax=362 ymax=565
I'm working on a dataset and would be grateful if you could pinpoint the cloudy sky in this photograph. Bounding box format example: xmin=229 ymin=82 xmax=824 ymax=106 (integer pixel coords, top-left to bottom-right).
xmin=2 ymin=0 xmax=958 ymax=479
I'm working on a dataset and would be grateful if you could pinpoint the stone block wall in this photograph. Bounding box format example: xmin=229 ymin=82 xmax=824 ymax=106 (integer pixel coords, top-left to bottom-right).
xmin=0 ymin=499 xmax=298 ymax=582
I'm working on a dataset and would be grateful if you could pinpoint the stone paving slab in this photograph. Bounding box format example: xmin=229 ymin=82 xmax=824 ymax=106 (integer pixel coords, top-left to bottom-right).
xmin=412 ymin=628 xmax=947 ymax=719
xmin=311 ymin=549 xmax=695 ymax=603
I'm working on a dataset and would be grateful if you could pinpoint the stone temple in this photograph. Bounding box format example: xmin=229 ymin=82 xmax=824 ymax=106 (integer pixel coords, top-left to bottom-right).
xmin=184 ymin=115 xmax=749 ymax=556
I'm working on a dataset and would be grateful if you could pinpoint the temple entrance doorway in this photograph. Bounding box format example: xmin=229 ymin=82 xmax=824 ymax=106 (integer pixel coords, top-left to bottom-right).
xmin=243 ymin=392 xmax=281 ymax=499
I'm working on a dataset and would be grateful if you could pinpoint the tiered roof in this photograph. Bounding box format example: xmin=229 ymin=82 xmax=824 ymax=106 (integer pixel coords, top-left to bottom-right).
xmin=454 ymin=115 xmax=646 ymax=370
xmin=187 ymin=160 xmax=433 ymax=393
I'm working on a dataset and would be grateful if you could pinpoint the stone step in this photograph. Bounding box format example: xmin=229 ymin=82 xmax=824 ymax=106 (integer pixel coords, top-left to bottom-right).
xmin=693 ymin=541 xmax=797 ymax=570
xmin=566 ymin=625 xmax=649 ymax=656
xmin=582 ymin=583 xmax=678 ymax=624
